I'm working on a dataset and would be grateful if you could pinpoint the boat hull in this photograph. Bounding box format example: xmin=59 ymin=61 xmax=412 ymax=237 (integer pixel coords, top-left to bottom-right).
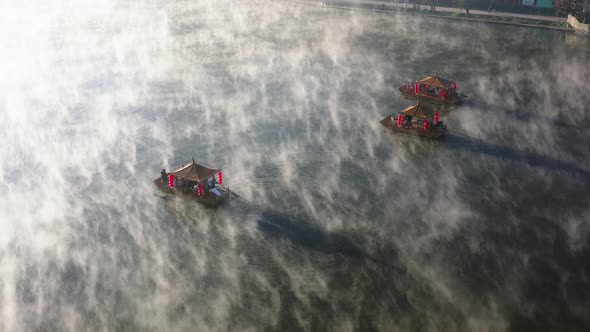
xmin=399 ymin=85 xmax=464 ymax=105
xmin=380 ymin=116 xmax=446 ymax=139
xmin=153 ymin=177 xmax=230 ymax=208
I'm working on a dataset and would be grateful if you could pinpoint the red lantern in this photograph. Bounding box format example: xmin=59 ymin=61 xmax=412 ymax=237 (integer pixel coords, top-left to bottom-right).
xmin=168 ymin=174 xmax=175 ymax=188
xmin=217 ymin=171 xmax=223 ymax=185
xmin=441 ymin=89 xmax=446 ymax=99
xmin=453 ymin=82 xmax=457 ymax=89
xmin=423 ymin=119 xmax=429 ymax=131
xmin=414 ymin=84 xmax=419 ymax=94
xmin=197 ymin=182 xmax=203 ymax=196
xmin=397 ymin=114 xmax=403 ymax=127
xmin=434 ymin=112 xmax=439 ymax=123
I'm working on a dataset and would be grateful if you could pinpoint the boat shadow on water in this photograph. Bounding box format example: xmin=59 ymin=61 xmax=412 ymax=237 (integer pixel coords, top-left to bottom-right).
xmin=227 ymin=200 xmax=366 ymax=259
xmin=466 ymin=100 xmax=587 ymax=130
xmin=444 ymin=134 xmax=590 ymax=179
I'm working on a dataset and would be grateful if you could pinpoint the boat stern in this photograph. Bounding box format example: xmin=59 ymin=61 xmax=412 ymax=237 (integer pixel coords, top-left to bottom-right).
xmin=380 ymin=115 xmax=396 ymax=128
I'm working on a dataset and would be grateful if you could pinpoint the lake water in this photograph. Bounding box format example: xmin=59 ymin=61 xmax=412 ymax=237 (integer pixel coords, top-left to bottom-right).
xmin=1 ymin=0 xmax=590 ymax=330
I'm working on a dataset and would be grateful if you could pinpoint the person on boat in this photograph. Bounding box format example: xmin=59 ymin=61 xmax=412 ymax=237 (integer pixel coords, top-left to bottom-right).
xmin=161 ymin=169 xmax=167 ymax=183
xmin=405 ymin=115 xmax=412 ymax=128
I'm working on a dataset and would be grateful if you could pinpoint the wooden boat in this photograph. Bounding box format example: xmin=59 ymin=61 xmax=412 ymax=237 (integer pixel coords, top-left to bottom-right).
xmin=154 ymin=158 xmax=235 ymax=207
xmin=380 ymin=101 xmax=447 ymax=139
xmin=399 ymin=73 xmax=466 ymax=105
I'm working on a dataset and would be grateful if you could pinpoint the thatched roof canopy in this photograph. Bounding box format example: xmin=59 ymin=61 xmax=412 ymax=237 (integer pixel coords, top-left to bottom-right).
xmin=170 ymin=158 xmax=219 ymax=182
xmin=400 ymin=102 xmax=432 ymax=119
xmin=416 ymin=73 xmax=454 ymax=89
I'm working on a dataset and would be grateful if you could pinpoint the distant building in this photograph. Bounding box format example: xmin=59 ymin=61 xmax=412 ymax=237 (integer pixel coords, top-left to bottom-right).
xmin=536 ymin=0 xmax=553 ymax=8
xmin=478 ymin=0 xmax=554 ymax=9
xmin=521 ymin=0 xmax=553 ymax=8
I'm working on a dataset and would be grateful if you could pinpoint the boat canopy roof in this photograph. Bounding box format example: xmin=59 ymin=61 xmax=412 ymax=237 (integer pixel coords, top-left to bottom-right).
xmin=400 ymin=102 xmax=433 ymax=119
xmin=417 ymin=73 xmax=454 ymax=88
xmin=170 ymin=158 xmax=219 ymax=182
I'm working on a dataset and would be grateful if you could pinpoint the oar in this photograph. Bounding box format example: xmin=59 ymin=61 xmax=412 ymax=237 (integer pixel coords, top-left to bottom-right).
xmin=153 ymin=191 xmax=171 ymax=199
xmin=219 ymin=184 xmax=240 ymax=198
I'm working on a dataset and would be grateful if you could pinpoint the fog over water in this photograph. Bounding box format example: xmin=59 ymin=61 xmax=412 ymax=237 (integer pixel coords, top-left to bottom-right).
xmin=1 ymin=0 xmax=590 ymax=330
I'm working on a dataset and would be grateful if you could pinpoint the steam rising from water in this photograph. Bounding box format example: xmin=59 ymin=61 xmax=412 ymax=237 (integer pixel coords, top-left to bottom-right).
xmin=1 ymin=0 xmax=589 ymax=330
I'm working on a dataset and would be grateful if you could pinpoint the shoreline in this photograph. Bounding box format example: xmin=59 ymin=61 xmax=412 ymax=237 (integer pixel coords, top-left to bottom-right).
xmin=292 ymin=0 xmax=573 ymax=32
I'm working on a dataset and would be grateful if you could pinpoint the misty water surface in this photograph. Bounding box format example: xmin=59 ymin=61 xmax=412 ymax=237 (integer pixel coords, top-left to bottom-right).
xmin=1 ymin=0 xmax=590 ymax=331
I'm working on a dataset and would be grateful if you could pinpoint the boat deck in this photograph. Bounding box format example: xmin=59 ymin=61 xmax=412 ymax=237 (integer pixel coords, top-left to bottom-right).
xmin=153 ymin=177 xmax=230 ymax=207
xmin=399 ymin=85 xmax=463 ymax=105
xmin=380 ymin=116 xmax=446 ymax=139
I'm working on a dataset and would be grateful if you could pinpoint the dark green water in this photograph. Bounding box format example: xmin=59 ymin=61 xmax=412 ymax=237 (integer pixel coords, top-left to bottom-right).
xmin=1 ymin=0 xmax=589 ymax=330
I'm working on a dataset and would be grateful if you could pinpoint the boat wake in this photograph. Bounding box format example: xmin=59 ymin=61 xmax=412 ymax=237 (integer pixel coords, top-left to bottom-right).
xmin=444 ymin=134 xmax=590 ymax=179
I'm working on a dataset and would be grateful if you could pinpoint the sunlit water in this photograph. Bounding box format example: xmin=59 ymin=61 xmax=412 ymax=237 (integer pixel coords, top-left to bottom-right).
xmin=1 ymin=0 xmax=590 ymax=330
